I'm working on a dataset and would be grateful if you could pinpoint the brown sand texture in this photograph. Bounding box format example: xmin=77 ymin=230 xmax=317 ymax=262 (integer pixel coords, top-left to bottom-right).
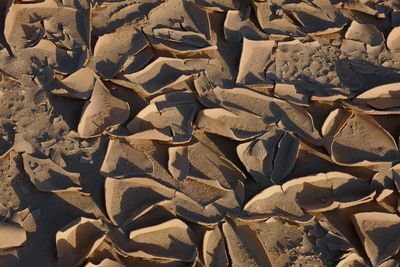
xmin=1 ymin=0 xmax=400 ymax=266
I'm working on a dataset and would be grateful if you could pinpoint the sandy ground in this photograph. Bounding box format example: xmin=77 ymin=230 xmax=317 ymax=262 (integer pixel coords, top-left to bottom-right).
xmin=1 ymin=0 xmax=400 ymax=266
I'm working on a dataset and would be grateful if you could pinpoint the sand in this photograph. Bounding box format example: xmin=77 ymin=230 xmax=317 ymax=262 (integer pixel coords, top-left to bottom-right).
xmin=1 ymin=0 xmax=400 ymax=266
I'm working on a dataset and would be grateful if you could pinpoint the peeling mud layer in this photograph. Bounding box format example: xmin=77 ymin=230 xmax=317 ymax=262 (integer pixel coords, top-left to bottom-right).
xmin=2 ymin=0 xmax=400 ymax=266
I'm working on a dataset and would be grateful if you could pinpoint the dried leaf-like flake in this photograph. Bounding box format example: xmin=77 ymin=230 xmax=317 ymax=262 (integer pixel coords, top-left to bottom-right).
xmin=105 ymin=177 xmax=175 ymax=226
xmin=22 ymin=153 xmax=82 ymax=192
xmin=203 ymin=227 xmax=228 ymax=267
xmin=351 ymin=212 xmax=400 ymax=266
xmin=100 ymin=139 xmax=153 ymax=177
xmin=128 ymin=219 xmax=197 ymax=262
xmin=56 ymin=217 xmax=106 ymax=267
xmin=236 ymin=39 xmax=275 ymax=89
xmin=237 ymin=128 xmax=300 ymax=184
xmin=78 ymin=80 xmax=130 ymax=138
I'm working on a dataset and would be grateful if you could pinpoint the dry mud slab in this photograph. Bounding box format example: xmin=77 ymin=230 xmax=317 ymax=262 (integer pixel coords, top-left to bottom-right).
xmin=2 ymin=0 xmax=400 ymax=266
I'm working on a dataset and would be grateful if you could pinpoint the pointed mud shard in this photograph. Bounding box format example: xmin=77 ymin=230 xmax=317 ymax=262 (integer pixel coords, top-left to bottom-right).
xmin=105 ymin=177 xmax=175 ymax=226
xmin=22 ymin=153 xmax=82 ymax=193
xmin=199 ymin=87 xmax=321 ymax=144
xmin=56 ymin=217 xmax=106 ymax=267
xmin=127 ymin=218 xmax=198 ymax=262
xmin=100 ymin=138 xmax=153 ymax=177
xmin=78 ymin=80 xmax=130 ymax=138
xmin=351 ymin=212 xmax=400 ymax=266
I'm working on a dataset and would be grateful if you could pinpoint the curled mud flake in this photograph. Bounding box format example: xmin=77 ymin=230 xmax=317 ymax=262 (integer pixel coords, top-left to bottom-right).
xmin=330 ymin=114 xmax=399 ymax=165
xmin=387 ymin=27 xmax=400 ymax=53
xmin=222 ymin=220 xmax=270 ymax=267
xmin=224 ymin=9 xmax=269 ymax=42
xmin=92 ymin=27 xmax=148 ymax=79
xmin=104 ymin=177 xmax=175 ymax=226
xmin=203 ymin=227 xmax=229 ymax=267
xmin=353 ymin=83 xmax=400 ymax=112
xmin=127 ymin=218 xmax=198 ymax=262
xmin=56 ymin=217 xmax=106 ymax=267
xmin=123 ymin=57 xmax=209 ymax=96
xmin=236 ymin=39 xmax=275 ymax=89
xmin=351 ymin=212 xmax=400 ymax=266
xmin=100 ymin=138 xmax=154 ymax=177
xmin=78 ymin=80 xmax=130 ymax=138
xmin=22 ymin=153 xmax=82 ymax=193
xmin=345 ymin=21 xmax=384 ymax=46
xmin=0 ymin=221 xmax=27 ymax=249
xmin=49 ymin=68 xmax=98 ymax=99
xmin=237 ymin=128 xmax=300 ymax=185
